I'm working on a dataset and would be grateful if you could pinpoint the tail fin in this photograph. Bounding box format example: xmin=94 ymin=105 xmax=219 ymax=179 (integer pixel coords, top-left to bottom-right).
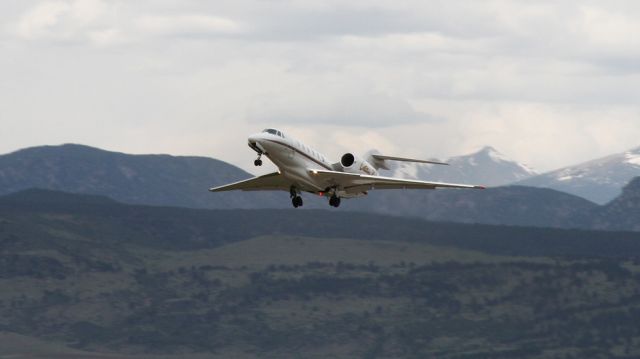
xmin=365 ymin=150 xmax=448 ymax=170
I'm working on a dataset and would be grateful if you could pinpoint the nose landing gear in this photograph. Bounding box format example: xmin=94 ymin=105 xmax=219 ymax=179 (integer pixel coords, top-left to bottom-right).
xmin=254 ymin=154 xmax=263 ymax=167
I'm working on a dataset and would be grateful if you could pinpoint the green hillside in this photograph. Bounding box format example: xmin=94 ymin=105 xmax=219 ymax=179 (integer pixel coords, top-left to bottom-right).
xmin=2 ymin=190 xmax=640 ymax=358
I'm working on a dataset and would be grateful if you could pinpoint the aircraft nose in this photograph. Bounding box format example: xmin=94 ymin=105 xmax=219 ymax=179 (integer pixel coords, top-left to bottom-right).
xmin=248 ymin=133 xmax=261 ymax=145
xmin=248 ymin=133 xmax=265 ymax=153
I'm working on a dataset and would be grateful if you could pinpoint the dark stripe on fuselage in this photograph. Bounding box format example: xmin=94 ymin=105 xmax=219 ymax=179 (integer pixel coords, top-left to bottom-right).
xmin=264 ymin=139 xmax=333 ymax=171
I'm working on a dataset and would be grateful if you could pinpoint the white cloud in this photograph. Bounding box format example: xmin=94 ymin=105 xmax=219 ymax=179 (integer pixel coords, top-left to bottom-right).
xmin=135 ymin=14 xmax=243 ymax=36
xmin=13 ymin=0 xmax=111 ymax=41
xmin=577 ymin=5 xmax=640 ymax=51
xmin=249 ymin=90 xmax=437 ymax=128
xmin=11 ymin=1 xmax=243 ymax=46
xmin=14 ymin=1 xmax=73 ymax=39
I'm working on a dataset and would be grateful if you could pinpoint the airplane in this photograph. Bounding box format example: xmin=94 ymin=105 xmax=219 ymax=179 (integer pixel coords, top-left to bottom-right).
xmin=209 ymin=128 xmax=485 ymax=208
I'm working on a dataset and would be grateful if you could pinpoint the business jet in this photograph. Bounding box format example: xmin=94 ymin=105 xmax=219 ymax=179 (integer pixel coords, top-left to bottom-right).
xmin=209 ymin=128 xmax=485 ymax=208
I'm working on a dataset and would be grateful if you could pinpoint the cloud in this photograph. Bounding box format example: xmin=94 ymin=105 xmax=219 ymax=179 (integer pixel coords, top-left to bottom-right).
xmin=135 ymin=14 xmax=244 ymax=36
xmin=14 ymin=0 xmax=109 ymax=41
xmin=3 ymin=0 xmax=640 ymax=174
xmin=250 ymin=92 xmax=438 ymax=128
xmin=11 ymin=1 xmax=243 ymax=46
xmin=14 ymin=1 xmax=74 ymax=39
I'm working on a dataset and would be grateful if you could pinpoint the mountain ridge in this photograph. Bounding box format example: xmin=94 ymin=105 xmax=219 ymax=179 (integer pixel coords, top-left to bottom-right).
xmin=2 ymin=143 xmax=639 ymax=230
xmin=390 ymin=145 xmax=537 ymax=187
xmin=0 ymin=143 xmax=287 ymax=209
xmin=518 ymin=146 xmax=640 ymax=204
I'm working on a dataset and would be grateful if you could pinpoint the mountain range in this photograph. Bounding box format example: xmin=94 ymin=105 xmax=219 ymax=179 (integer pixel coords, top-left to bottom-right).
xmin=389 ymin=146 xmax=538 ymax=187
xmin=518 ymin=146 xmax=640 ymax=204
xmin=389 ymin=145 xmax=640 ymax=204
xmin=1 ymin=144 xmax=639 ymax=231
xmin=0 ymin=144 xmax=287 ymax=209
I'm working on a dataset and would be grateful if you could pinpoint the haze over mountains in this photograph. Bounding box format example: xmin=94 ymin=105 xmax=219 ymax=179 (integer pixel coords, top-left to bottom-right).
xmin=519 ymin=146 xmax=640 ymax=204
xmin=1 ymin=144 xmax=640 ymax=231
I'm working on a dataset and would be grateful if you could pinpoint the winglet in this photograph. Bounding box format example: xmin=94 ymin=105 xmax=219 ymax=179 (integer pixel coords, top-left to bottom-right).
xmin=474 ymin=185 xmax=487 ymax=190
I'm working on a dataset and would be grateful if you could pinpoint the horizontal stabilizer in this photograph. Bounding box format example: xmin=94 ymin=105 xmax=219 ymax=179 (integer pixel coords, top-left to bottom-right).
xmin=371 ymin=154 xmax=448 ymax=166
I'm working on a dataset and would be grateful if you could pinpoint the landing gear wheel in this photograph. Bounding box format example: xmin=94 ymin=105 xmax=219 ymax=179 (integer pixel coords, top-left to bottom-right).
xmin=292 ymin=196 xmax=303 ymax=208
xmin=254 ymin=159 xmax=263 ymax=166
xmin=329 ymin=196 xmax=341 ymax=208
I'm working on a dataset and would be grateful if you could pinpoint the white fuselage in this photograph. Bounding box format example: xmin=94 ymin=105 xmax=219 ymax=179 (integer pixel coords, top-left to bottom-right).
xmin=248 ymin=130 xmax=374 ymax=197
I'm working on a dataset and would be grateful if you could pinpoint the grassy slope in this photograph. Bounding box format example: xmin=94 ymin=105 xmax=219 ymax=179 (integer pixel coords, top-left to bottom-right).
xmin=3 ymin=235 xmax=640 ymax=358
xmin=3 ymin=191 xmax=640 ymax=358
xmin=3 ymin=235 xmax=507 ymax=358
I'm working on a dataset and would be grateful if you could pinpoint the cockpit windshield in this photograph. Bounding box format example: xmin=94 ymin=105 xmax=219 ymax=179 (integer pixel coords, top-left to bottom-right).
xmin=262 ymin=128 xmax=285 ymax=138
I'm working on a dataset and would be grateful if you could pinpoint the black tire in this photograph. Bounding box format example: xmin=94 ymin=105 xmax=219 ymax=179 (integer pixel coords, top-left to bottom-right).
xmin=254 ymin=159 xmax=263 ymax=166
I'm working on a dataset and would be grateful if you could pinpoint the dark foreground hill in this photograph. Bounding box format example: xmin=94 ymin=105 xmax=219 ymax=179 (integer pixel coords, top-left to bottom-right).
xmin=2 ymin=189 xmax=640 ymax=358
xmin=593 ymin=177 xmax=640 ymax=231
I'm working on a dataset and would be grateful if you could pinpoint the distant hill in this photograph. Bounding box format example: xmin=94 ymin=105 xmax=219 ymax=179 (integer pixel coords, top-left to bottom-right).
xmin=348 ymin=185 xmax=597 ymax=229
xmin=0 ymin=144 xmax=607 ymax=230
xmin=518 ymin=146 xmax=640 ymax=204
xmin=389 ymin=146 xmax=537 ymax=187
xmin=0 ymin=144 xmax=285 ymax=209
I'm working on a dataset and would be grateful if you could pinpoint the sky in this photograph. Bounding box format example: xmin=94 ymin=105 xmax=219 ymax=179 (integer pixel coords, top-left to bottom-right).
xmin=2 ymin=0 xmax=640 ymax=174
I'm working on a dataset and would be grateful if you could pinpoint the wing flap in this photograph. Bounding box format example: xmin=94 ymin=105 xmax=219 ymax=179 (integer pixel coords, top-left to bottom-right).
xmin=309 ymin=169 xmax=485 ymax=192
xmin=209 ymin=172 xmax=290 ymax=192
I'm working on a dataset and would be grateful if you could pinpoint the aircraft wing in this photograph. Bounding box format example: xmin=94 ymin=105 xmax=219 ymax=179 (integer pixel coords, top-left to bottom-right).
xmin=209 ymin=172 xmax=290 ymax=192
xmin=309 ymin=169 xmax=485 ymax=192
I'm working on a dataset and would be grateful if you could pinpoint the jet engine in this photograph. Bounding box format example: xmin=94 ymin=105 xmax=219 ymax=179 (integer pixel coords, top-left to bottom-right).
xmin=339 ymin=153 xmax=378 ymax=176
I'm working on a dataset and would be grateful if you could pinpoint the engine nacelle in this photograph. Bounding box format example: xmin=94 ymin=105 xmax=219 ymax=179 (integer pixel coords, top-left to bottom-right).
xmin=339 ymin=153 xmax=378 ymax=176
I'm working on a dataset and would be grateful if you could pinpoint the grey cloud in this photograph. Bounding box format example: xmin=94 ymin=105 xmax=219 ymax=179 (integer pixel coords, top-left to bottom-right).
xmin=3 ymin=0 xmax=640 ymax=173
xmin=248 ymin=93 xmax=440 ymax=128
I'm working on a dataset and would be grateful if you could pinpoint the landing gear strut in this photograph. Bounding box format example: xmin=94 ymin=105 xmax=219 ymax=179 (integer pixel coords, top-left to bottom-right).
xmin=254 ymin=154 xmax=263 ymax=167
xmin=290 ymin=187 xmax=303 ymax=208
xmin=329 ymin=195 xmax=341 ymax=208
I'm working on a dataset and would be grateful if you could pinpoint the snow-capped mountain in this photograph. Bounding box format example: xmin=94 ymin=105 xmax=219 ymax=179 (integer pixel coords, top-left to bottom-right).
xmin=388 ymin=146 xmax=537 ymax=187
xmin=518 ymin=146 xmax=640 ymax=205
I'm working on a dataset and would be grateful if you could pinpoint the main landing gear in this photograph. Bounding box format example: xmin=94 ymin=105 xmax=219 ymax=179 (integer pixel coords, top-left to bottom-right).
xmin=290 ymin=187 xmax=303 ymax=208
xmin=254 ymin=154 xmax=263 ymax=167
xmin=329 ymin=195 xmax=341 ymax=208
